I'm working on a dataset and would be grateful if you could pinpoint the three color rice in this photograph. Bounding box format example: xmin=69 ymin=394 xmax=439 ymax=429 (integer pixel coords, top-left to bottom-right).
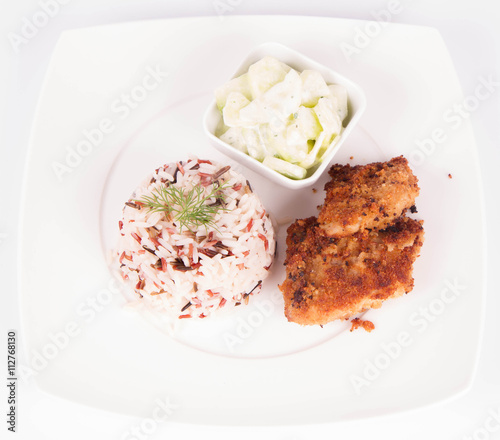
xmin=116 ymin=157 xmax=275 ymax=320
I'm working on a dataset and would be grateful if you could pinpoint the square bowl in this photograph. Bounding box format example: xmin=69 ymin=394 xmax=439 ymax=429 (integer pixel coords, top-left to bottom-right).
xmin=203 ymin=41 xmax=367 ymax=189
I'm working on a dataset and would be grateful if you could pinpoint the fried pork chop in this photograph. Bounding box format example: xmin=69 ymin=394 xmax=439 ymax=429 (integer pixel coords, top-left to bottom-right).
xmin=318 ymin=156 xmax=419 ymax=237
xmin=280 ymin=216 xmax=424 ymax=326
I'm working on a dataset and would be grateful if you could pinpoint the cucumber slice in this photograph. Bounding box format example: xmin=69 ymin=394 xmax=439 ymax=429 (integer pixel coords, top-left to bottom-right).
xmin=215 ymin=73 xmax=252 ymax=110
xmin=258 ymin=69 xmax=302 ymax=121
xmin=242 ymin=128 xmax=266 ymax=161
xmin=300 ymin=70 xmax=330 ymax=107
xmin=328 ymin=84 xmax=348 ymax=122
xmin=222 ymin=92 xmax=251 ymax=127
xmin=238 ymin=98 xmax=269 ymax=125
xmin=258 ymin=123 xmax=285 ymax=158
xmin=247 ymin=56 xmax=290 ymax=99
xmin=293 ymin=106 xmax=322 ymax=140
xmin=219 ymin=127 xmax=247 ymax=153
xmin=317 ymin=131 xmax=342 ymax=163
xmin=239 ymin=69 xmax=302 ymax=125
xmin=262 ymin=156 xmax=307 ymax=179
xmin=284 ymin=124 xmax=309 ymax=163
xmin=298 ymin=130 xmax=326 ymax=169
xmin=314 ymin=97 xmax=342 ymax=146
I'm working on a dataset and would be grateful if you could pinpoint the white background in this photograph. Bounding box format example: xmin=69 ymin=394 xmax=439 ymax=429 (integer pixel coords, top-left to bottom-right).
xmin=1 ymin=0 xmax=499 ymax=439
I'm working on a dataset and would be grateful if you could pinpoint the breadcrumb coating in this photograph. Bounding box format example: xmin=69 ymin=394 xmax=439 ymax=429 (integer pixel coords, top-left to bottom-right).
xmin=318 ymin=156 xmax=419 ymax=237
xmin=280 ymin=156 xmax=424 ymax=327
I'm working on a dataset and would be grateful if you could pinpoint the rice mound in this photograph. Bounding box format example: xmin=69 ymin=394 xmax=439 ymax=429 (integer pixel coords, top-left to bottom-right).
xmin=116 ymin=157 xmax=275 ymax=320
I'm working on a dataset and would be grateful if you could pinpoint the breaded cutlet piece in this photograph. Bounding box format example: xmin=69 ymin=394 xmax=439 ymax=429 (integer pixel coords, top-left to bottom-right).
xmin=279 ymin=216 xmax=424 ymax=326
xmin=318 ymin=156 xmax=419 ymax=237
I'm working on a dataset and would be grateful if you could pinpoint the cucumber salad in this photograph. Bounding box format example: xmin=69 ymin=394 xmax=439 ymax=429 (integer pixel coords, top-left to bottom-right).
xmin=215 ymin=56 xmax=348 ymax=180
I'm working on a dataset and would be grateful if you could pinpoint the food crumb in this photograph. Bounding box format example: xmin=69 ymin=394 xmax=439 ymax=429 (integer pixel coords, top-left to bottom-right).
xmin=448 ymin=173 xmax=453 ymax=179
xmin=350 ymin=317 xmax=375 ymax=333
xmin=350 ymin=156 xmax=354 ymax=160
xmin=312 ymin=188 xmax=317 ymax=193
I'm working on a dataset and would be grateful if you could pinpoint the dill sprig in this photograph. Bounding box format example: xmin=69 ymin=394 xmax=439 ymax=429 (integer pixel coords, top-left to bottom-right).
xmin=137 ymin=182 xmax=230 ymax=232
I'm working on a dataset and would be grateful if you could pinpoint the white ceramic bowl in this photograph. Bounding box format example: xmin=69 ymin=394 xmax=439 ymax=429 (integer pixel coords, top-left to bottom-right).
xmin=203 ymin=42 xmax=367 ymax=189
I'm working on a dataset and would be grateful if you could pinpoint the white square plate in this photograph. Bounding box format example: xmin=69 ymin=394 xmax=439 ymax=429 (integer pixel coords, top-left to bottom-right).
xmin=19 ymin=17 xmax=485 ymax=426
